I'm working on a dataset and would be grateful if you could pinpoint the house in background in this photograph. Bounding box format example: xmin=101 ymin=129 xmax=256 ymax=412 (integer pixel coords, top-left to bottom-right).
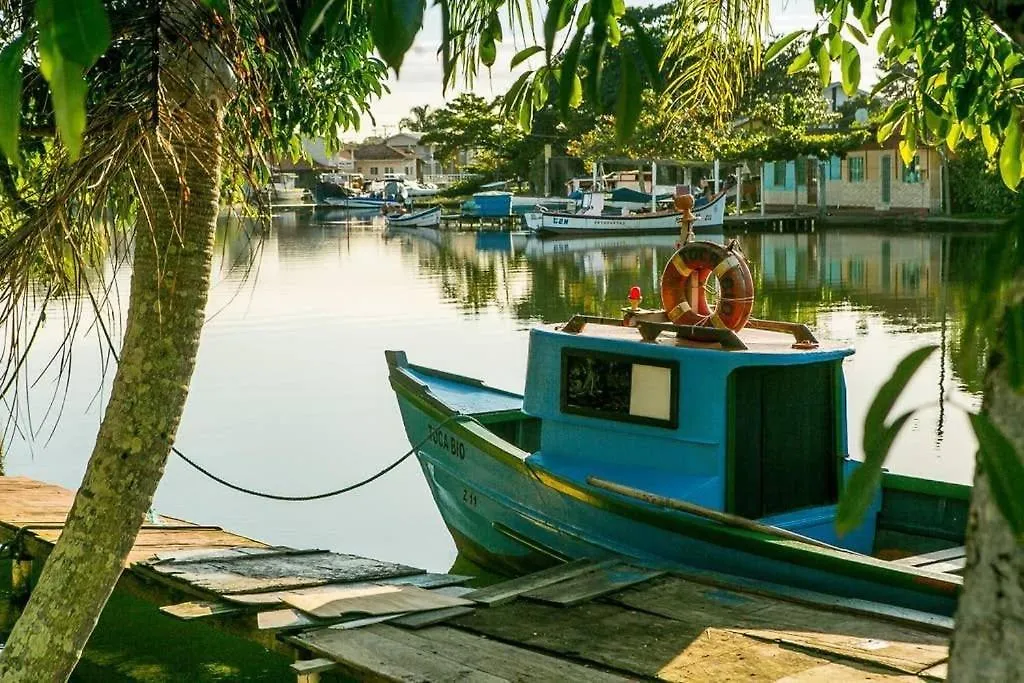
xmin=351 ymin=143 xmax=422 ymax=181
xmin=762 ymin=140 xmax=944 ymax=214
xmin=761 ymin=82 xmax=944 ymax=214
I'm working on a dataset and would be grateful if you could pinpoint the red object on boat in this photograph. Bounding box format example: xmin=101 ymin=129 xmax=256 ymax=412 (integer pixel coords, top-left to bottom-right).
xmin=628 ymin=286 xmax=642 ymax=301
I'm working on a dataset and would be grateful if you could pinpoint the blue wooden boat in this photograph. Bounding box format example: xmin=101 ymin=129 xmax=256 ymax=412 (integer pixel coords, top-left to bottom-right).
xmin=385 ymin=244 xmax=968 ymax=617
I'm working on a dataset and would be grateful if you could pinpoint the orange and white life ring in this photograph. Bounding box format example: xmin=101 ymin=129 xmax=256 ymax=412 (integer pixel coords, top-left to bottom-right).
xmin=660 ymin=241 xmax=755 ymax=332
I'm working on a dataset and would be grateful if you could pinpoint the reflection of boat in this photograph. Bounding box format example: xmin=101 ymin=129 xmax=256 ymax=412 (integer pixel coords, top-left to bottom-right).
xmin=523 ymin=233 xmax=693 ymax=258
xmin=266 ymin=172 xmax=307 ymax=203
xmin=386 ymin=206 xmax=441 ymax=228
xmin=386 ymin=243 xmax=967 ymax=618
xmin=536 ymin=192 xmax=726 ymax=236
xmin=315 ymin=207 xmax=380 ymax=224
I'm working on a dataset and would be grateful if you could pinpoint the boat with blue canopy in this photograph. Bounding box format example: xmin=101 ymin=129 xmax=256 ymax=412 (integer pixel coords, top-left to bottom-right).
xmin=385 ymin=201 xmax=968 ymax=617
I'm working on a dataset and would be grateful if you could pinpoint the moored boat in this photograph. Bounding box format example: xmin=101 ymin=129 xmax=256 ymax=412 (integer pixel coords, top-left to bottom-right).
xmin=385 ymin=205 xmax=441 ymax=228
xmin=385 ymin=236 xmax=967 ymax=617
xmin=536 ymin=191 xmax=726 ymax=236
xmin=265 ymin=172 xmax=307 ymax=203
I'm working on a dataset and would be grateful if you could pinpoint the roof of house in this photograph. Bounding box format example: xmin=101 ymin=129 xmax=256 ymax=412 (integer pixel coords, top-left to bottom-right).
xmin=353 ymin=144 xmax=415 ymax=161
xmin=386 ymin=132 xmax=423 ymax=144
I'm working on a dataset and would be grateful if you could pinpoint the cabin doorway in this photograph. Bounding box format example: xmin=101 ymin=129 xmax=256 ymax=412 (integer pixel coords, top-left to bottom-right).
xmin=805 ymin=160 xmax=818 ymax=205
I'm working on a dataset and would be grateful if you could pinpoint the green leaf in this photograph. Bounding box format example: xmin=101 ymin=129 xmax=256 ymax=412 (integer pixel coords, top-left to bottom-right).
xmin=544 ymin=0 xmax=568 ymax=59
xmin=611 ymin=0 xmax=625 ymax=15
xmin=622 ymin=13 xmax=664 ymax=91
xmin=608 ymin=15 xmax=621 ymax=46
xmin=836 ymin=413 xmax=913 ymax=535
xmin=877 ymin=25 xmax=893 ymax=51
xmin=837 ymin=345 xmax=939 ymax=535
xmin=816 ymin=39 xmax=832 ymax=88
xmin=764 ymin=30 xmax=805 ymax=63
xmin=890 ymin=0 xmax=916 ymax=47
xmin=518 ymin=90 xmax=534 ymax=132
xmin=945 ymin=121 xmax=962 ymax=151
xmin=864 ymin=344 xmax=937 ymax=447
xmin=557 ymin=28 xmax=586 ymax=114
xmin=870 ymin=71 xmax=901 ymax=97
xmin=37 ymin=0 xmax=87 ymax=160
xmin=302 ymin=0 xmax=339 ymax=40
xmin=788 ymin=45 xmax=813 ymax=75
xmin=981 ymin=124 xmax=999 ymax=157
xmin=846 ymin=23 xmax=867 ymax=45
xmin=999 ymin=109 xmax=1022 ymax=188
xmin=615 ymin=51 xmax=641 ymax=143
xmin=840 ymin=41 xmax=861 ymax=96
xmin=828 ymin=31 xmax=842 ymax=59
xmin=568 ymin=74 xmax=583 ymax=108
xmin=0 ymin=35 xmax=26 ymax=165
xmin=503 ymin=69 xmax=533 ymax=114
xmin=479 ymin=29 xmax=496 ymax=67
xmin=576 ymin=0 xmax=591 ymax=29
xmin=829 ymin=1 xmax=846 ymax=28
xmin=371 ymin=0 xmax=425 ymax=72
xmin=860 ymin=1 xmax=878 ymax=35
xmin=52 ymin=0 xmax=110 ymax=68
xmin=970 ymin=413 xmax=1024 ymax=542
xmin=510 ymin=45 xmax=544 ymax=70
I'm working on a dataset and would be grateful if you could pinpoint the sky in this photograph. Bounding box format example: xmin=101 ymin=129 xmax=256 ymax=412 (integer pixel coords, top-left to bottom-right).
xmin=355 ymin=0 xmax=881 ymax=139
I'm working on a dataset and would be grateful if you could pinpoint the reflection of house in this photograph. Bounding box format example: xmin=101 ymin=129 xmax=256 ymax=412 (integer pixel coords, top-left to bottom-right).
xmin=351 ymin=143 xmax=422 ymax=180
xmin=755 ymin=233 xmax=943 ymax=300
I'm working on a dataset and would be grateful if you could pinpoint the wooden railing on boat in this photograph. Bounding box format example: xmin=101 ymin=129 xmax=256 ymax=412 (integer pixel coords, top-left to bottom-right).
xmin=559 ymin=313 xmax=819 ymax=350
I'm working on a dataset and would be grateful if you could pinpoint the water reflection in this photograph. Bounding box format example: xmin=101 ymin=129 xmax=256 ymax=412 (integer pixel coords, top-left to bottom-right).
xmin=5 ymin=212 xmax=990 ymax=580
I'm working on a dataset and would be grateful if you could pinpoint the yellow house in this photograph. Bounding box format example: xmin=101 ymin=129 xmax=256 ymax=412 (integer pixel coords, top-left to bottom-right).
xmin=762 ymin=138 xmax=944 ymax=214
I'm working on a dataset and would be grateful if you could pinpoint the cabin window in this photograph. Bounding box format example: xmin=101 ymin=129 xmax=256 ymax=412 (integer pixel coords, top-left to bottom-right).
xmin=728 ymin=362 xmax=839 ymax=519
xmin=370 ymin=166 xmax=379 ymax=176
xmin=561 ymin=350 xmax=678 ymax=428
xmin=848 ymin=156 xmax=866 ymax=182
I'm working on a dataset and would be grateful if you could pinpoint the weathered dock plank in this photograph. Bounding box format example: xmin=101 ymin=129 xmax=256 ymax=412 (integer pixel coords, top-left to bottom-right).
xmin=464 ymin=557 xmax=611 ymax=606
xmin=523 ymin=561 xmax=664 ymax=607
xmin=283 ymin=584 xmax=472 ymax=619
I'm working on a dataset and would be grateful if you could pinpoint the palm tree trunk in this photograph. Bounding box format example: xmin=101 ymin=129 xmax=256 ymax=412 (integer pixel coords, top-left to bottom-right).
xmin=949 ymin=302 xmax=1024 ymax=682
xmin=0 ymin=85 xmax=225 ymax=682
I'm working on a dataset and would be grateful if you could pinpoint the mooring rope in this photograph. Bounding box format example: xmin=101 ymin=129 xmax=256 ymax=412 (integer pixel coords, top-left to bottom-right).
xmin=171 ymin=412 xmax=479 ymax=502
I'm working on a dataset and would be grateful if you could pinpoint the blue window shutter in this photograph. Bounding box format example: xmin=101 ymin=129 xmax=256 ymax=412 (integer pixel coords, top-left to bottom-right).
xmin=830 ymin=156 xmax=842 ymax=180
xmin=765 ymin=162 xmax=774 ymax=188
xmin=786 ymin=161 xmax=795 ymax=189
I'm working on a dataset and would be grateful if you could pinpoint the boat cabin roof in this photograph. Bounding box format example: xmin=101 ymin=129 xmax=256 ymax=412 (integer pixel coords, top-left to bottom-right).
xmin=547 ymin=321 xmax=852 ymax=357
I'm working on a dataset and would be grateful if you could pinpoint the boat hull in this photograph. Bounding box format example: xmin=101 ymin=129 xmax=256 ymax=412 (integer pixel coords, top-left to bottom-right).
xmin=536 ymin=193 xmax=726 ymax=236
xmin=386 ymin=206 xmax=441 ymax=228
xmin=389 ymin=365 xmax=960 ymax=617
xmin=321 ymin=196 xmax=393 ymax=209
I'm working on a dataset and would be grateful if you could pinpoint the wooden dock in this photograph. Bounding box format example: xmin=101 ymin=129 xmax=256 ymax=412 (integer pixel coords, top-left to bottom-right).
xmin=1 ymin=476 xmax=952 ymax=681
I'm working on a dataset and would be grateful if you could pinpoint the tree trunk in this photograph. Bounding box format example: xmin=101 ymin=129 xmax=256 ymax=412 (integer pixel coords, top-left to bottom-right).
xmin=0 ymin=40 xmax=226 ymax=683
xmin=949 ymin=302 xmax=1024 ymax=682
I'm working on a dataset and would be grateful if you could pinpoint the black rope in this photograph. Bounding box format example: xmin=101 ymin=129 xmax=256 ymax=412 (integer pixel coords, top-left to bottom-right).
xmin=169 ymin=413 xmax=476 ymax=501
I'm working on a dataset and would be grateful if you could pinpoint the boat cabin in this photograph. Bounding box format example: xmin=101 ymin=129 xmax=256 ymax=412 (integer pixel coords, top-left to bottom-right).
xmin=521 ymin=316 xmax=878 ymax=553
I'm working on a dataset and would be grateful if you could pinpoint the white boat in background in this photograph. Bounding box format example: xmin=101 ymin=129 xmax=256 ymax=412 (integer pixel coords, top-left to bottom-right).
xmin=266 ymin=172 xmax=307 ymax=203
xmin=405 ymin=180 xmax=441 ymax=197
xmin=385 ymin=206 xmax=441 ymax=228
xmin=536 ymin=191 xmax=727 ymax=236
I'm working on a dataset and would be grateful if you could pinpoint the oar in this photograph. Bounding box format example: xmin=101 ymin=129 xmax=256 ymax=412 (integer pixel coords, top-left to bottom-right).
xmin=586 ymin=476 xmax=850 ymax=553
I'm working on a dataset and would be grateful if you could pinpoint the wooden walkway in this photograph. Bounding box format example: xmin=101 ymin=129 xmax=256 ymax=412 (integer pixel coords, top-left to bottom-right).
xmin=0 ymin=476 xmax=951 ymax=681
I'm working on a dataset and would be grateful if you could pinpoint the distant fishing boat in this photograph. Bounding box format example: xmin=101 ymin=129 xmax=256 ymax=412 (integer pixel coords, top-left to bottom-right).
xmin=265 ymin=172 xmax=307 ymax=203
xmin=386 ymin=235 xmax=968 ymax=617
xmin=385 ymin=206 xmax=441 ymax=228
xmin=528 ymin=191 xmax=727 ymax=236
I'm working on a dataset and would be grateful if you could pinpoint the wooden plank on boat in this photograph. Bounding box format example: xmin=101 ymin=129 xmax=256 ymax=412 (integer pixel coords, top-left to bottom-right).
xmin=922 ymin=558 xmax=966 ymax=575
xmin=523 ymin=561 xmax=665 ymax=607
xmin=160 ymin=600 xmax=246 ymax=620
xmin=223 ymin=573 xmax=470 ymax=606
xmin=919 ymin=662 xmax=948 ymax=680
xmin=464 ymin=558 xmax=612 ymax=606
xmin=356 ymin=624 xmax=633 ymax=682
xmin=139 ymin=550 xmax=423 ymax=596
xmin=287 ymin=626 xmax=507 ymax=682
xmin=893 ymin=546 xmax=966 ymax=568
xmin=283 ymin=584 xmax=472 ymax=619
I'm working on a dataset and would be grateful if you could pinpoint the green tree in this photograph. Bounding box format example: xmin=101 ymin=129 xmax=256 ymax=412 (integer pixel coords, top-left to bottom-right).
xmin=399 ymin=104 xmax=432 ymax=131
xmin=419 ymin=93 xmax=520 ymax=166
xmin=0 ymin=1 xmax=386 ymax=678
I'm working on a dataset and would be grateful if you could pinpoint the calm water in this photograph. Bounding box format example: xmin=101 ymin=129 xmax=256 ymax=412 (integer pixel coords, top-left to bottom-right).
xmin=2 ymin=213 xmax=990 ymax=675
